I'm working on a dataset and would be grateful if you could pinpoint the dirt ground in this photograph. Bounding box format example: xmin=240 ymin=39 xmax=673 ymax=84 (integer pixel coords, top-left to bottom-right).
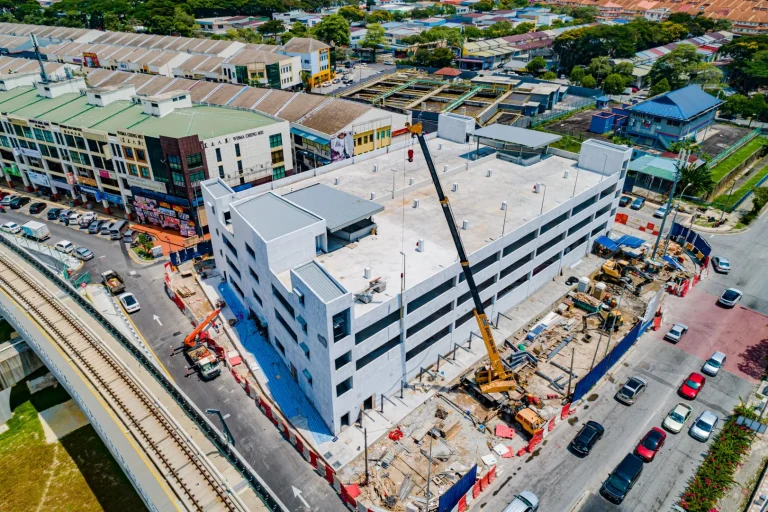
xmin=542 ymin=107 xmax=614 ymax=143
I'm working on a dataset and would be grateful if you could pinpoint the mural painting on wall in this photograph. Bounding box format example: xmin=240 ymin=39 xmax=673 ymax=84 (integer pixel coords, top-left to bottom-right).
xmin=330 ymin=132 xmax=353 ymax=162
xmin=133 ymin=196 xmax=196 ymax=237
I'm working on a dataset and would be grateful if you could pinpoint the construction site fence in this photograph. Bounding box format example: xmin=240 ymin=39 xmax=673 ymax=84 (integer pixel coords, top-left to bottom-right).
xmin=669 ymin=222 xmax=711 ymax=260
xmin=517 ymin=97 xmax=596 ymax=129
xmin=169 ymin=240 xmax=212 ymax=267
xmin=0 ymin=236 xmax=285 ymax=511
xmin=572 ymin=318 xmax=652 ymax=403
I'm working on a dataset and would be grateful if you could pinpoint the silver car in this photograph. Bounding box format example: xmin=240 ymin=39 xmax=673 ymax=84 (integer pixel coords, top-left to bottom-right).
xmin=616 ymin=377 xmax=647 ymax=405
xmin=690 ymin=411 xmax=718 ymax=442
xmin=718 ymin=288 xmax=743 ymax=307
xmin=702 ymin=351 xmax=726 ymax=376
xmin=503 ymin=491 xmax=539 ymax=512
xmin=664 ymin=323 xmax=689 ymax=343
xmin=711 ymin=256 xmax=730 ymax=274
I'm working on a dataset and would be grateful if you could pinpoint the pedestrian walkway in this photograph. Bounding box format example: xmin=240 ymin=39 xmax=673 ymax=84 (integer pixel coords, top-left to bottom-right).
xmin=0 ymin=231 xmax=79 ymax=270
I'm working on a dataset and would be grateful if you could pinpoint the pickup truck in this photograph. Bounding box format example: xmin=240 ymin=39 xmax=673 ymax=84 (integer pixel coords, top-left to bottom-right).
xmin=101 ymin=270 xmax=125 ymax=294
xmin=185 ymin=345 xmax=221 ymax=380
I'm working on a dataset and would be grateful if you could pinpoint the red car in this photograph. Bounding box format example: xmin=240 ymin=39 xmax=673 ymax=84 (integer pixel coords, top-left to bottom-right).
xmin=679 ymin=372 xmax=706 ymax=399
xmin=636 ymin=427 xmax=666 ymax=462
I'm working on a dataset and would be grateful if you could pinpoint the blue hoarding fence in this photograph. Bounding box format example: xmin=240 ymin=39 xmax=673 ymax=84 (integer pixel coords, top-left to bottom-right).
xmin=170 ymin=239 xmax=213 ymax=266
xmin=669 ymin=222 xmax=711 ymax=262
xmin=439 ymin=465 xmax=478 ymax=512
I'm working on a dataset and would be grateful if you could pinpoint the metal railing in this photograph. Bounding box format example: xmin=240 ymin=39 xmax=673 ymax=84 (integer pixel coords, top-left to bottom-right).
xmin=707 ymin=128 xmax=761 ymax=168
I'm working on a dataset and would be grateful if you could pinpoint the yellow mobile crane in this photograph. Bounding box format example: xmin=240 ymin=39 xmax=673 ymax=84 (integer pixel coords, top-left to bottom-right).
xmin=407 ymin=123 xmax=516 ymax=394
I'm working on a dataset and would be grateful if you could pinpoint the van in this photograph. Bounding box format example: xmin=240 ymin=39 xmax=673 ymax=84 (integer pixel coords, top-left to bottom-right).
xmin=109 ymin=220 xmax=128 ymax=240
xmin=54 ymin=240 xmax=74 ymax=254
xmin=600 ymin=453 xmax=644 ymax=504
xmin=100 ymin=221 xmax=114 ymax=236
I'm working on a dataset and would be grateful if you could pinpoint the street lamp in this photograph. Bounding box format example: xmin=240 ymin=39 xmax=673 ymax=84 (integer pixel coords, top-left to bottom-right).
xmin=662 ymin=182 xmax=691 ymax=258
xmin=538 ymin=183 xmax=547 ymax=215
xmin=205 ymin=408 xmax=234 ymax=446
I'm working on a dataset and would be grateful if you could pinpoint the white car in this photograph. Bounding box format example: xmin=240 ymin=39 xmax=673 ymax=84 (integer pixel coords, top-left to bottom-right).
xmin=55 ymin=240 xmax=74 ymax=254
xmin=653 ymin=205 xmax=668 ymax=218
xmin=664 ymin=323 xmax=688 ymax=343
xmin=503 ymin=491 xmax=539 ymax=512
xmin=718 ymin=288 xmax=743 ymax=307
xmin=1 ymin=222 xmax=20 ymax=234
xmin=711 ymin=256 xmax=731 ymax=274
xmin=118 ymin=292 xmax=140 ymax=313
xmin=702 ymin=351 xmax=726 ymax=376
xmin=332 ymin=77 xmax=341 ymax=84
xmin=663 ymin=403 xmax=693 ymax=433
xmin=690 ymin=411 xmax=718 ymax=442
xmin=321 ymin=81 xmax=332 ymax=87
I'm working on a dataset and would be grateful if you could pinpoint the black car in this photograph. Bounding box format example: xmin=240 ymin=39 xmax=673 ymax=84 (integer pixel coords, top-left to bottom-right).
xmin=619 ymin=196 xmax=631 ymax=207
xmin=29 ymin=202 xmax=47 ymax=214
xmin=9 ymin=196 xmax=30 ymax=209
xmin=47 ymin=207 xmax=62 ymax=220
xmin=88 ymin=219 xmax=108 ymax=234
xmin=570 ymin=421 xmax=604 ymax=456
xmin=600 ymin=453 xmax=644 ymax=504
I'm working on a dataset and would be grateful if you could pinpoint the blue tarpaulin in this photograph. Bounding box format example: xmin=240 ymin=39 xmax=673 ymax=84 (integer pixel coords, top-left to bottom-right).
xmin=526 ymin=324 xmax=546 ymax=341
xmin=663 ymin=255 xmax=686 ymax=272
xmin=439 ymin=465 xmax=478 ymax=512
xmin=594 ymin=235 xmax=619 ymax=252
xmin=614 ymin=235 xmax=645 ymax=249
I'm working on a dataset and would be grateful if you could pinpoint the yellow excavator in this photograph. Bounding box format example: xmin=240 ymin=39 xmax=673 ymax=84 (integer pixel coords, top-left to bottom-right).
xmin=407 ymin=123 xmax=516 ymax=394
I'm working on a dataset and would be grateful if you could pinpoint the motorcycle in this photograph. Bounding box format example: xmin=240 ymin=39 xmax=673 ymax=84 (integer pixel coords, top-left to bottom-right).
xmin=0 ymin=205 xmax=6 ymax=213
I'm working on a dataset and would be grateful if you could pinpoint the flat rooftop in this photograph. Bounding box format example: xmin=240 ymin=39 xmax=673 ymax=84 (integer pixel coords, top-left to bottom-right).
xmin=270 ymin=138 xmax=610 ymax=315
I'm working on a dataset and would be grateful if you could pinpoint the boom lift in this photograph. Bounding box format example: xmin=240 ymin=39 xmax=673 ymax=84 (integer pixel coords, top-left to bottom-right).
xmin=407 ymin=123 xmax=516 ymax=394
xmin=182 ymin=308 xmax=223 ymax=380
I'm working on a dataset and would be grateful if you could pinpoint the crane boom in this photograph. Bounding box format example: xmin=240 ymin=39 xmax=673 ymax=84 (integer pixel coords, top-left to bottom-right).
xmin=184 ymin=308 xmax=221 ymax=347
xmin=407 ymin=123 xmax=515 ymax=394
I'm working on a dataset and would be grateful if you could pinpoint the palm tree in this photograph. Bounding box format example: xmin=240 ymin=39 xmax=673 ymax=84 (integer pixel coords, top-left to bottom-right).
xmin=678 ymin=162 xmax=714 ymax=197
xmin=300 ymin=70 xmax=312 ymax=93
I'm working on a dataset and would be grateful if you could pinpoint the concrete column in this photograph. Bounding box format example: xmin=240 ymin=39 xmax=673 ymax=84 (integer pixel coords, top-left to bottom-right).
xmin=20 ymin=170 xmax=32 ymax=193
xmin=101 ymin=198 xmax=111 ymax=216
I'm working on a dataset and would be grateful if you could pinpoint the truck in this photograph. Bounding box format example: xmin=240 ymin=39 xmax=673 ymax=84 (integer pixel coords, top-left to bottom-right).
xmin=101 ymin=270 xmax=125 ymax=294
xmin=21 ymin=220 xmax=50 ymax=241
xmin=185 ymin=345 xmax=221 ymax=380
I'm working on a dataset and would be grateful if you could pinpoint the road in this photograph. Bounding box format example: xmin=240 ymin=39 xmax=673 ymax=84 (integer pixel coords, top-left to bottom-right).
xmin=1 ymin=203 xmax=344 ymax=511
xmin=317 ymin=63 xmax=394 ymax=95
xmin=477 ymin=212 xmax=768 ymax=511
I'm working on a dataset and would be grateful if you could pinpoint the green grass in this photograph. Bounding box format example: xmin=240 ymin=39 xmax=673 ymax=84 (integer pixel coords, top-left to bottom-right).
xmin=713 ymin=160 xmax=768 ymax=209
xmin=0 ymin=367 xmax=144 ymax=512
xmin=709 ymin=137 xmax=768 ymax=185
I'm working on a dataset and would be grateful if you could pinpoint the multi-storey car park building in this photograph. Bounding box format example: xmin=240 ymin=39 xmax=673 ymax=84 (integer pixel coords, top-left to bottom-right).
xmin=201 ymin=136 xmax=631 ymax=434
xmin=0 ymin=76 xmax=290 ymax=235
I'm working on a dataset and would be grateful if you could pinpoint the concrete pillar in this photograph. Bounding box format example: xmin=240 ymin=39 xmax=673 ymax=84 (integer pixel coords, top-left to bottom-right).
xmin=101 ymin=198 xmax=111 ymax=216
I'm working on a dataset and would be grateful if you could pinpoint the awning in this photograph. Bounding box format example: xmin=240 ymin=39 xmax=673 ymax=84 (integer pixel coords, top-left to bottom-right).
xmin=291 ymin=127 xmax=330 ymax=145
xmin=663 ymin=255 xmax=686 ymax=272
xmin=594 ymin=235 xmax=619 ymax=252
xmin=614 ymin=235 xmax=645 ymax=249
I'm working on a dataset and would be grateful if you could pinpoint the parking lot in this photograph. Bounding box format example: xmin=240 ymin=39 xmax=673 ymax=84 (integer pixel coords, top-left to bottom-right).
xmin=315 ymin=63 xmax=394 ymax=94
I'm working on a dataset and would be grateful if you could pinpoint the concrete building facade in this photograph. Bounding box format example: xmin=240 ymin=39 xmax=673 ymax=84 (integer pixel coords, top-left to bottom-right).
xmin=201 ymin=137 xmax=631 ymax=434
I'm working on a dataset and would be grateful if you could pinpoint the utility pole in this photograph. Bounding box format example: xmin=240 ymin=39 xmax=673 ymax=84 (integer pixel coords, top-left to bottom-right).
xmin=425 ymin=436 xmax=433 ymax=506
xmin=652 ymin=149 xmax=687 ymax=260
xmin=364 ymin=428 xmax=369 ymax=486
xmin=567 ymin=348 xmax=575 ymax=398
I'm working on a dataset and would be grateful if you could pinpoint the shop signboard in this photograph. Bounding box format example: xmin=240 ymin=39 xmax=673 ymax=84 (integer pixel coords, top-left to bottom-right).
xmin=27 ymin=172 xmax=50 ymax=187
xmin=66 ymin=172 xmax=76 ymax=185
xmin=13 ymin=147 xmax=41 ymax=159
xmin=83 ymin=52 xmax=100 ymax=68
xmin=77 ymin=176 xmax=98 ymax=187
xmin=100 ymin=191 xmax=123 ymax=205
xmin=78 ymin=185 xmax=102 ymax=201
xmin=51 ymin=179 xmax=72 ymax=191
xmin=124 ymin=173 xmax=166 ymax=193
xmin=98 ymin=169 xmax=113 ymax=179
xmin=4 ymin=164 xmax=20 ymax=177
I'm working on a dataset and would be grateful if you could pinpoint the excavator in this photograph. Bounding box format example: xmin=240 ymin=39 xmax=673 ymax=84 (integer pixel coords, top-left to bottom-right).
xmin=407 ymin=123 xmax=516 ymax=395
xmin=182 ymin=308 xmax=223 ymax=380
xmin=599 ymin=259 xmax=654 ymax=296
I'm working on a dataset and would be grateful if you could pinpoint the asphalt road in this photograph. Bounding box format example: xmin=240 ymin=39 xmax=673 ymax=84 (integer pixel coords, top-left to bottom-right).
xmin=2 ymin=203 xmax=344 ymax=511
xmin=477 ymin=213 xmax=768 ymax=511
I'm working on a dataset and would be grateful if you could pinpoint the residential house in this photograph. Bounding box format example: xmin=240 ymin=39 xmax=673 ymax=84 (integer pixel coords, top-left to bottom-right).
xmin=221 ymin=49 xmax=301 ymax=89
xmin=280 ymin=37 xmax=332 ymax=87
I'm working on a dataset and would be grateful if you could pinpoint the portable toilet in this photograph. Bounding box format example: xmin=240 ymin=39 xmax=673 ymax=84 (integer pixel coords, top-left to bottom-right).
xmin=577 ymin=276 xmax=591 ymax=293
xmin=593 ymin=282 xmax=608 ymax=300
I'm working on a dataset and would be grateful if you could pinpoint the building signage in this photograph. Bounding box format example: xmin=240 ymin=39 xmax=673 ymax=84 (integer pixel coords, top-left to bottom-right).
xmin=133 ymin=195 xmax=196 ymax=237
xmin=61 ymin=126 xmax=83 ymax=137
xmin=83 ymin=52 xmax=100 ymax=68
xmin=66 ymin=172 xmax=76 ymax=185
xmin=29 ymin=119 xmax=50 ymax=129
xmin=123 ymin=173 xmax=166 ymax=193
xmin=14 ymin=147 xmax=41 ymax=159
xmin=3 ymin=164 xmax=20 ymax=177
xmin=129 ymin=186 xmax=189 ymax=207
xmin=118 ymin=62 xmax=129 ymax=71
xmin=98 ymin=169 xmax=113 ymax=179
xmin=77 ymin=176 xmax=98 ymax=187
xmin=100 ymin=191 xmax=123 ymax=205
xmin=78 ymin=185 xmax=102 ymax=200
xmin=8 ymin=117 xmax=28 ymax=127
xmin=27 ymin=172 xmax=50 ymax=187
xmin=51 ymin=178 xmax=72 ymax=191
xmin=203 ymin=129 xmax=264 ymax=148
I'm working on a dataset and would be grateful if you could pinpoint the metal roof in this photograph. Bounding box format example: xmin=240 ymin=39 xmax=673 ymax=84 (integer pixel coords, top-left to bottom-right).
xmin=472 ymin=124 xmax=562 ymax=149
xmin=283 ymin=184 xmax=383 ymax=233
xmin=628 ymin=84 xmax=722 ymax=121
xmin=234 ymin=192 xmax=321 ymax=241
xmin=293 ymin=261 xmax=346 ymax=302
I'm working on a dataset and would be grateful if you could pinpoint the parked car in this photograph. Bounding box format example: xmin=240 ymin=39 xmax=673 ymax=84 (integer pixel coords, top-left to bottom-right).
xmin=47 ymin=207 xmax=62 ymax=220
xmin=502 ymin=491 xmax=539 ymax=512
xmin=619 ymin=196 xmax=631 ymax=207
xmin=343 ymin=77 xmax=354 ymax=84
xmin=635 ymin=427 xmax=666 ymax=462
xmin=79 ymin=212 xmax=96 ymax=227
xmin=689 ymin=411 xmax=718 ymax=442
xmin=89 ymin=219 xmax=108 ymax=234
xmin=569 ymin=421 xmax=604 ymax=456
xmin=679 ymin=372 xmax=706 ymax=400
xmin=630 ymin=197 xmax=646 ymax=210
xmin=118 ymin=292 xmax=140 ymax=313
xmin=1 ymin=221 xmax=21 ymax=234
xmin=54 ymin=240 xmax=74 ymax=254
xmin=702 ymin=351 xmax=726 ymax=376
xmin=653 ymin=205 xmax=668 ymax=218
xmin=29 ymin=202 xmax=47 ymax=214
xmin=321 ymin=81 xmax=332 ymax=87
xmin=600 ymin=453 xmax=644 ymax=504
xmin=663 ymin=403 xmax=693 ymax=433
xmin=0 ymin=194 xmax=18 ymax=206
xmin=332 ymin=77 xmax=341 ymax=84
xmin=616 ymin=376 xmax=647 ymax=405
xmin=711 ymin=256 xmax=731 ymax=274
xmin=718 ymin=288 xmax=743 ymax=307
xmin=664 ymin=323 xmax=688 ymax=343
xmin=68 ymin=212 xmax=82 ymax=224
xmin=9 ymin=196 xmax=30 ymax=209
xmin=58 ymin=209 xmax=72 ymax=222
xmin=74 ymin=246 xmax=94 ymax=261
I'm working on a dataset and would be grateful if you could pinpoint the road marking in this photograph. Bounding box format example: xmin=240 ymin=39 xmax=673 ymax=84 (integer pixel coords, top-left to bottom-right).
xmin=153 ymin=314 xmax=163 ymax=326
xmin=292 ymin=486 xmax=309 ymax=508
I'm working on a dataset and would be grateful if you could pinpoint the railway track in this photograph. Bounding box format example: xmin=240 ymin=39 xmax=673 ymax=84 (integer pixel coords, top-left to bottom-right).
xmin=0 ymin=253 xmax=241 ymax=512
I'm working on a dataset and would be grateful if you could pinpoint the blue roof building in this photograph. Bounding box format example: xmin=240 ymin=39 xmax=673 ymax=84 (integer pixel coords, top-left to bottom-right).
xmin=624 ymin=85 xmax=722 ymax=149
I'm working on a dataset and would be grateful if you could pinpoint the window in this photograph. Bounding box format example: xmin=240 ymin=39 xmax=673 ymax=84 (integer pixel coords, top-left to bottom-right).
xmin=172 ymin=172 xmax=185 ymax=187
xmin=271 ymin=149 xmax=284 ymax=164
xmin=229 ymin=275 xmax=244 ymax=297
xmin=455 ymin=310 xmax=474 ymax=328
xmin=540 ymin=212 xmax=568 ymax=235
xmin=497 ymin=274 xmax=529 ymax=299
xmin=406 ymin=326 xmax=450 ymax=362
xmin=273 ymin=166 xmax=285 ymax=180
xmin=218 ymin=165 xmax=224 ymax=178
xmin=249 ymin=267 xmax=259 ymax=283
xmin=252 ymin=288 xmax=263 ymax=306
xmin=300 ymin=342 xmax=310 ymax=360
xmin=336 ymin=377 xmax=353 ymax=397
xmin=237 ymin=160 xmax=243 ymax=172
xmin=332 ymin=310 xmax=350 ymax=342
xmin=536 ymin=233 xmax=565 ymax=256
xmin=407 ymin=278 xmax=454 ymax=314
xmin=406 ymin=302 xmax=452 ymax=337
xmin=335 ymin=351 xmax=352 ymax=370
xmin=189 ymin=170 xmax=205 ymax=183
xmin=215 ymin=147 xmax=222 ymax=162
xmin=128 ymin=164 xmax=138 ymax=176
xmin=567 ymin=216 xmax=592 ymax=236
xmin=140 ymin=167 xmax=150 ymax=178
xmin=272 ymin=285 xmax=294 ymax=316
xmin=245 ymin=242 xmax=255 ymax=259
xmin=167 ymin=155 xmax=182 ymax=170
xmin=186 ymin=152 xmax=203 ymax=168
xmin=356 ymin=310 xmax=399 ymax=345
xmin=235 ymin=143 xmax=241 ymax=157
xmin=226 ymin=256 xmax=241 ymax=278
xmin=356 ymin=335 xmax=400 ymax=370
xmin=503 ymin=231 xmax=536 ymax=257
xmin=269 ymin=134 xmax=283 ymax=148
xmin=123 ymin=147 xmax=134 ymax=159
xmin=500 ymin=252 xmax=533 ymax=279
xmin=303 ymin=369 xmax=312 ymax=387
xmin=275 ymin=309 xmax=297 ymax=341
xmin=275 ymin=338 xmax=285 ymax=355
xmin=222 ymin=234 xmax=238 ymax=257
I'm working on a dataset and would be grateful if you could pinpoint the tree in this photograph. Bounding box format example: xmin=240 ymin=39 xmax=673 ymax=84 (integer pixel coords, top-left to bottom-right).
xmin=679 ymin=163 xmax=714 ymax=197
xmin=603 ymin=73 xmax=627 ymax=94
xmin=581 ymin=74 xmax=597 ymax=88
xmin=743 ymin=94 xmax=768 ymax=125
xmin=541 ymin=71 xmax=557 ymax=80
xmin=312 ymin=14 xmax=350 ymax=45
xmin=721 ymin=94 xmax=748 ymax=118
xmin=614 ymin=61 xmax=635 ymax=78
xmin=570 ymin=66 xmax=585 ymax=84
xmin=430 ymin=48 xmax=455 ymax=67
xmin=300 ymin=70 xmax=312 ymax=93
xmin=693 ymin=62 xmax=723 ymax=86
xmin=289 ymin=22 xmax=308 ymax=37
xmin=392 ymin=11 xmax=408 ymax=22
xmin=361 ymin=23 xmax=387 ymax=59
xmin=366 ymin=10 xmax=391 ymax=24
xmin=649 ymin=43 xmax=702 ymax=90
xmin=257 ymin=20 xmax=285 ymax=38
xmin=649 ymin=78 xmax=670 ymax=97
xmin=463 ymin=25 xmax=484 ymax=40
xmin=338 ymin=6 xmax=365 ymax=23
xmin=587 ymin=56 xmax=612 ymax=82
xmin=512 ymin=22 xmax=535 ymax=35
xmin=474 ymin=0 xmax=494 ymax=11
xmin=525 ymin=56 xmax=547 ymax=74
